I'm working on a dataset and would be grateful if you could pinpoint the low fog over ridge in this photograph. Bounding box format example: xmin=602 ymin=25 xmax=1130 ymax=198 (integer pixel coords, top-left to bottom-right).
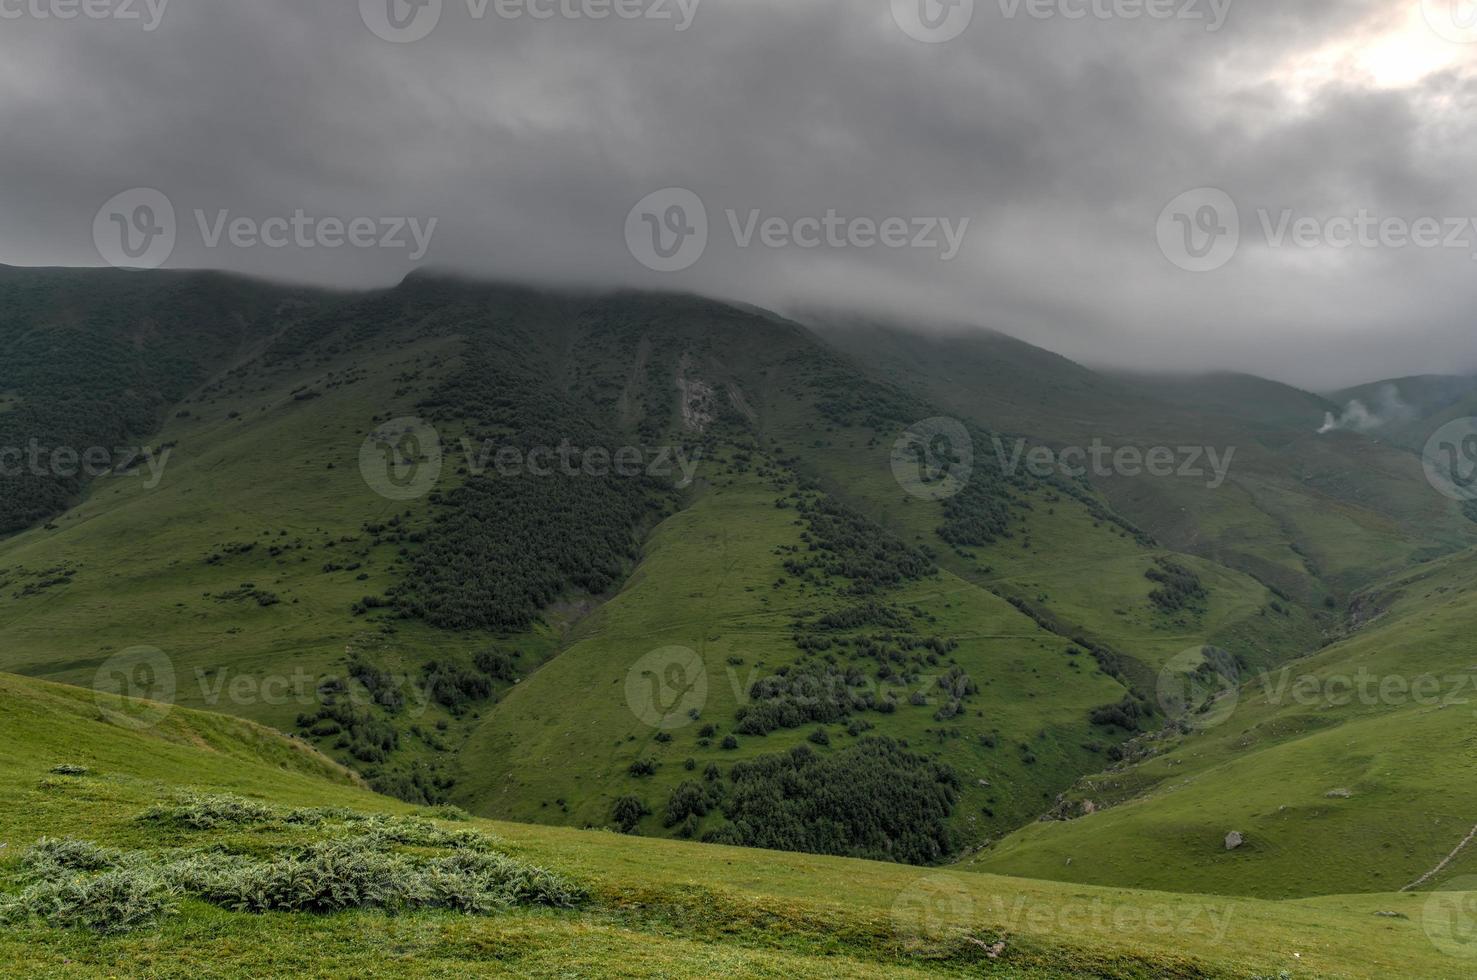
xmin=3 ymin=0 xmax=1476 ymax=388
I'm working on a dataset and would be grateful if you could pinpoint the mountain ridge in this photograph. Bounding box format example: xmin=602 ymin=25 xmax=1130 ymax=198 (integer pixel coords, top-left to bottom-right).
xmin=0 ymin=267 xmax=1472 ymax=906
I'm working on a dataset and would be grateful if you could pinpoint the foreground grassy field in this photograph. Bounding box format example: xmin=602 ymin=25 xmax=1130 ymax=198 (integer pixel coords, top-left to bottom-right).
xmin=3 ymin=671 xmax=1475 ymax=978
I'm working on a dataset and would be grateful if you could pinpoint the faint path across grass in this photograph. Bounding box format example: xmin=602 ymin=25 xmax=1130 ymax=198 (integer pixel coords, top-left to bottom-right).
xmin=1403 ymin=821 xmax=1477 ymax=892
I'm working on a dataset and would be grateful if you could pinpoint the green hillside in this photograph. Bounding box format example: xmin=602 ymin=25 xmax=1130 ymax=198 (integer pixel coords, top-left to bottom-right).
xmin=974 ymin=544 xmax=1477 ymax=899
xmin=4 ymin=270 xmax=1282 ymax=856
xmin=4 ymin=268 xmax=1477 ymax=976
xmin=810 ymin=314 xmax=1477 ymax=599
xmin=0 ymin=266 xmax=328 ymax=534
xmin=2 ymin=670 xmax=1472 ymax=979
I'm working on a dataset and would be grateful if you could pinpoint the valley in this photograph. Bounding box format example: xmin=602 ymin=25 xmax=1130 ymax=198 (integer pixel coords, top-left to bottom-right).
xmin=3 ymin=267 xmax=1477 ymax=974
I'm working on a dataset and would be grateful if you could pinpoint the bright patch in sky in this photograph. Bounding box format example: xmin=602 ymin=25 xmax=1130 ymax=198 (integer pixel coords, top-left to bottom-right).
xmin=1276 ymin=5 xmax=1476 ymax=98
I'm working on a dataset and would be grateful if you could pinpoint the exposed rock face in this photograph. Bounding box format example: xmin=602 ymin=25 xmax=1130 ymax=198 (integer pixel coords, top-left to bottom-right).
xmin=1225 ymin=831 xmax=1244 ymax=851
xmin=675 ymin=354 xmax=715 ymax=432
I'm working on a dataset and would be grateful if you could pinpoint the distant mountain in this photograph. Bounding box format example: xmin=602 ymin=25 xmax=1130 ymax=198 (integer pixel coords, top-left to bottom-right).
xmin=1108 ymin=370 xmax=1338 ymax=430
xmin=1321 ymin=374 xmax=1477 ymax=451
xmin=1330 ymin=374 xmax=1477 ymax=421
xmin=0 ymin=267 xmax=328 ymax=533
xmin=810 ymin=313 xmax=1477 ymax=599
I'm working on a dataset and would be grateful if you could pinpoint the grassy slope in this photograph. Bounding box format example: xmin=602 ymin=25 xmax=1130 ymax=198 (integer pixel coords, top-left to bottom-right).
xmin=812 ymin=318 xmax=1477 ymax=600
xmin=0 ymin=269 xmax=363 ymax=562
xmin=0 ymin=274 xmax=1217 ymax=851
xmin=973 ymin=546 xmax=1477 ymax=899
xmin=784 ymin=413 xmax=1318 ymax=679
xmin=2 ymin=271 xmax=1470 ymax=907
xmin=456 ymin=320 xmax=1298 ymax=848
xmin=454 ymin=449 xmax=1130 ymax=848
xmin=0 ymin=323 xmax=500 ymax=731
xmin=0 ymin=272 xmax=1327 ymax=863
xmin=2 ymin=670 xmax=1471 ymax=979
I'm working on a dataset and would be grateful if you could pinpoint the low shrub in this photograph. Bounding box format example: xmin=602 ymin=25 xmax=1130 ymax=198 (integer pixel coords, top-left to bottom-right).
xmin=611 ymin=795 xmax=649 ymax=833
xmin=141 ymin=794 xmax=277 ymax=830
xmin=4 ymin=826 xmax=582 ymax=933
xmin=19 ymin=838 xmax=126 ymax=878
xmin=357 ymin=814 xmax=495 ymax=852
xmin=182 ymin=839 xmax=581 ymax=915
xmin=0 ymin=868 xmax=173 ymax=935
xmin=416 ymin=804 xmax=472 ymax=822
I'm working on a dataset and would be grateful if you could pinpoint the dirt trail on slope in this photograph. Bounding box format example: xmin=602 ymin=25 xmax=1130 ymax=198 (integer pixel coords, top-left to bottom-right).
xmin=1402 ymin=822 xmax=1477 ymax=891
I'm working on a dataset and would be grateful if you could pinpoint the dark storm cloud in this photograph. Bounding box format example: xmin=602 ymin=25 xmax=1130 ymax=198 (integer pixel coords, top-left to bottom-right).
xmin=1 ymin=0 xmax=1475 ymax=389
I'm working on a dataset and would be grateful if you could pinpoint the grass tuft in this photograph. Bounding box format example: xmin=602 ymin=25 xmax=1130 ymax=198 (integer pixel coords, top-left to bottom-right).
xmin=47 ymin=764 xmax=88 ymax=776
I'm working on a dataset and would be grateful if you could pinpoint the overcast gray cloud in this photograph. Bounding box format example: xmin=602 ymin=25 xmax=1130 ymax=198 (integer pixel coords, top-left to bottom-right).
xmin=2 ymin=0 xmax=1475 ymax=389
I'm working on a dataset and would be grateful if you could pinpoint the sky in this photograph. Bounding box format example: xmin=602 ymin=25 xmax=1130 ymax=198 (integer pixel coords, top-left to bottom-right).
xmin=2 ymin=0 xmax=1475 ymax=390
